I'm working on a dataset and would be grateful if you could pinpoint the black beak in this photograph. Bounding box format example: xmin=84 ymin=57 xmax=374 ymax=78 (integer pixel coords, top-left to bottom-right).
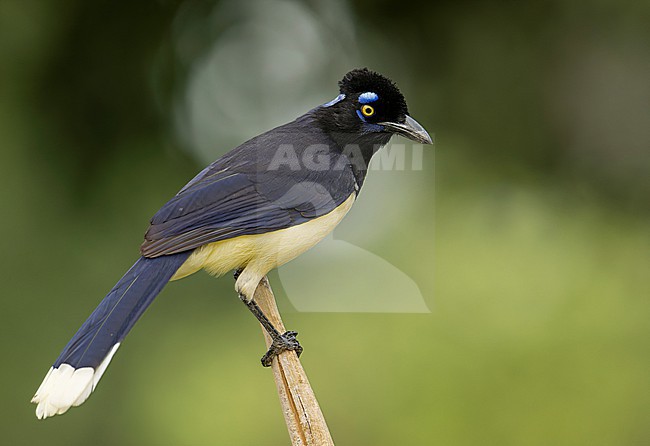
xmin=380 ymin=115 xmax=433 ymax=145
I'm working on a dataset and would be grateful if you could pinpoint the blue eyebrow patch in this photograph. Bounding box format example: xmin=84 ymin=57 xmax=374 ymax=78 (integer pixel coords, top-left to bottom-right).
xmin=322 ymin=93 xmax=345 ymax=107
xmin=359 ymin=92 xmax=378 ymax=103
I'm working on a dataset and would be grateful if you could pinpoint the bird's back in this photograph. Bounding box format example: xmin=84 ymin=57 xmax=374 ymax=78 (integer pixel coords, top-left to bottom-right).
xmin=141 ymin=112 xmax=358 ymax=257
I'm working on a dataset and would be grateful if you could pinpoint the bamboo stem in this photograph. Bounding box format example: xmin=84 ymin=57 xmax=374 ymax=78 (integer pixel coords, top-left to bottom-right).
xmin=253 ymin=276 xmax=335 ymax=446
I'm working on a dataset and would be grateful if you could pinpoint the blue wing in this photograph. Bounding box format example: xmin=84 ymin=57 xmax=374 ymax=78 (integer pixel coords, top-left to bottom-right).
xmin=141 ymin=116 xmax=357 ymax=257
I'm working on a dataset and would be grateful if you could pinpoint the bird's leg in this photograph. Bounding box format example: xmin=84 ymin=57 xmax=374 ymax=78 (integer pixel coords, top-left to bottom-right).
xmin=234 ymin=269 xmax=302 ymax=367
xmin=238 ymin=295 xmax=303 ymax=366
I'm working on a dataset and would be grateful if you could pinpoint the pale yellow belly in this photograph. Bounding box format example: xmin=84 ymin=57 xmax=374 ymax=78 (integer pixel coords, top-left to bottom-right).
xmin=170 ymin=193 xmax=356 ymax=287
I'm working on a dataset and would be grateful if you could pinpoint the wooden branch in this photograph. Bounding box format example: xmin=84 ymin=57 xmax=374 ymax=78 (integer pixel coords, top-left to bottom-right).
xmin=253 ymin=277 xmax=335 ymax=446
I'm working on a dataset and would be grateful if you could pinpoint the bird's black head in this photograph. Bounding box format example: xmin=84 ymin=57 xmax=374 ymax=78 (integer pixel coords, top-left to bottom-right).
xmin=338 ymin=68 xmax=409 ymax=127
xmin=313 ymin=68 xmax=432 ymax=146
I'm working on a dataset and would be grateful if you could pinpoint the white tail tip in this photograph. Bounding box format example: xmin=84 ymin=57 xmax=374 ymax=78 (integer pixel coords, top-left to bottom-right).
xmin=31 ymin=343 xmax=120 ymax=419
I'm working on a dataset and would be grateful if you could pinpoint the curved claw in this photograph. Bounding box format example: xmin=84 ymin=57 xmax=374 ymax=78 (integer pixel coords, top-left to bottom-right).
xmin=261 ymin=331 xmax=303 ymax=367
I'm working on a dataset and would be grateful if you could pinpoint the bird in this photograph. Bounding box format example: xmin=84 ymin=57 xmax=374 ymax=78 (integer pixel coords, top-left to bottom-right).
xmin=31 ymin=68 xmax=432 ymax=419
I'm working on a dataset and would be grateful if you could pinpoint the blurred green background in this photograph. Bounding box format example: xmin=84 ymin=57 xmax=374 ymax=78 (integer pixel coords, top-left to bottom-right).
xmin=1 ymin=0 xmax=648 ymax=445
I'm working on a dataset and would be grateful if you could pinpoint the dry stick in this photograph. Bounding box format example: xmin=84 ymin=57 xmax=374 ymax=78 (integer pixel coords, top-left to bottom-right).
xmin=253 ymin=277 xmax=335 ymax=446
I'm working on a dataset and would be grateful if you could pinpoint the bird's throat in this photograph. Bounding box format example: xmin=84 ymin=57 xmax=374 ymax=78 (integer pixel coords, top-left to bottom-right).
xmin=330 ymin=132 xmax=391 ymax=191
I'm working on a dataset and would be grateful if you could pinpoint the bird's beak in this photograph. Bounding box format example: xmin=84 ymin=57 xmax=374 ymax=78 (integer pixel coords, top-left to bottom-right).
xmin=380 ymin=115 xmax=433 ymax=145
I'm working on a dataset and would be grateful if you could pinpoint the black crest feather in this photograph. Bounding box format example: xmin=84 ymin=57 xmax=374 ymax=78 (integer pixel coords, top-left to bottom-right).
xmin=339 ymin=68 xmax=409 ymax=118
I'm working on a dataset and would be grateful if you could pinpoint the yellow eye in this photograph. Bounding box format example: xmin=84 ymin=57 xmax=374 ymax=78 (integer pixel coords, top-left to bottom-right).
xmin=361 ymin=104 xmax=375 ymax=117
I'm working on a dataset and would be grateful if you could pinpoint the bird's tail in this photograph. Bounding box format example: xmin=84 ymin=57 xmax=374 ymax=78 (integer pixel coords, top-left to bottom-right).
xmin=31 ymin=252 xmax=191 ymax=419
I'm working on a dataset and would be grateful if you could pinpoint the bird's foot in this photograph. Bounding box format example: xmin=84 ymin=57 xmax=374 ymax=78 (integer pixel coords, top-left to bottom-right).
xmin=261 ymin=331 xmax=303 ymax=367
